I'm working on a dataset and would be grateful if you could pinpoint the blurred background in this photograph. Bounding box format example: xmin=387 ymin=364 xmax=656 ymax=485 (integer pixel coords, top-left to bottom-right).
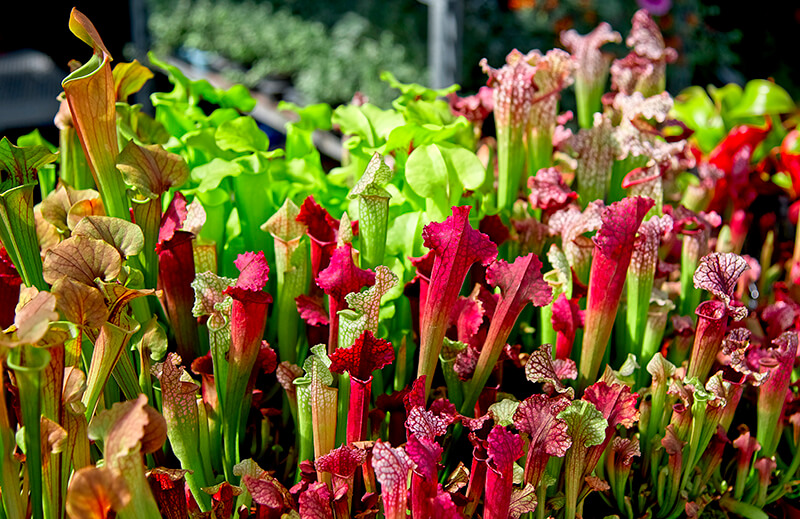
xmin=2 ymin=0 xmax=799 ymax=138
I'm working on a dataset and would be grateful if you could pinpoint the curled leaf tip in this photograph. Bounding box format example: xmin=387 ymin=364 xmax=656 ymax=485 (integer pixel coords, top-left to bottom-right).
xmin=348 ymin=152 xmax=393 ymax=199
xmin=487 ymin=424 xmax=524 ymax=470
xmin=693 ymin=252 xmax=750 ymax=307
xmin=69 ymin=8 xmax=112 ymax=60
xmin=234 ymin=250 xmax=270 ymax=291
xmin=594 ymin=196 xmax=655 ymax=257
xmin=486 ymin=253 xmax=553 ymax=308
xmin=328 ymin=329 xmax=394 ymax=380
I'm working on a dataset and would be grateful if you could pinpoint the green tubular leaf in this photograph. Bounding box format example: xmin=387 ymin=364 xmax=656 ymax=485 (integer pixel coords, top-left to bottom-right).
xmin=0 ymin=184 xmax=46 ymax=289
xmin=190 ymin=158 xmax=242 ymax=193
xmin=383 ymin=117 xmax=469 ymax=154
xmin=638 ymin=295 xmax=675 ymax=387
xmin=115 ymin=102 xmax=170 ymax=147
xmin=311 ymin=383 xmax=338 ymax=486
xmin=231 ymin=166 xmax=276 ymax=256
xmin=348 ymin=153 xmax=393 ymax=270
xmin=191 ymin=270 xmax=234 ymax=416
xmin=440 ymin=338 xmax=467 ymax=410
xmin=263 ymin=199 xmax=307 ymax=364
xmin=496 ymin=124 xmax=526 ymax=212
xmin=301 ymin=344 xmax=334 ymax=388
xmin=333 ymin=104 xmax=380 ymax=148
xmin=58 ymin=125 xmax=94 ymax=190
xmin=295 ymin=345 xmax=337 ymax=484
xmin=0 ymin=137 xmax=59 ymax=187
xmin=111 ymin=347 xmax=143 ymax=402
xmin=130 ymin=198 xmax=162 ymax=289
xmin=0 ymin=137 xmax=55 ymax=289
xmin=386 ymin=210 xmax=426 ymax=268
xmin=382 ymin=70 xmax=459 ymax=107
xmin=6 ymin=344 xmax=51 ymax=519
xmin=440 ymin=144 xmax=485 ymax=191
xmin=558 ymin=400 xmax=608 ymax=519
xmin=293 ymin=378 xmax=314 ymax=474
xmin=405 ymin=143 xmax=485 ymax=222
xmin=671 ymin=86 xmax=725 ymax=154
xmin=279 ymin=101 xmax=333 ymax=160
xmin=0 ymin=362 xmax=25 ymax=519
xmin=719 ymin=495 xmax=768 ymax=519
xmin=82 ymin=316 xmax=140 ymax=419
xmin=276 ymin=240 xmax=308 ymax=363
xmin=542 ymin=244 xmax=572 ymax=349
xmin=405 ymin=144 xmax=451 ymax=220
xmin=152 ymin=353 xmax=213 ymax=511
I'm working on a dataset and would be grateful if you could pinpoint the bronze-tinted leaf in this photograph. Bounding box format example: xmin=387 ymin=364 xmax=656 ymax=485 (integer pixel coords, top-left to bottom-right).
xmin=63 ymin=366 xmax=88 ymax=406
xmin=117 ymin=141 xmax=190 ymax=199
xmin=112 ymin=60 xmax=154 ymax=102
xmin=96 ymin=282 xmax=157 ymax=325
xmin=40 ymin=185 xmax=102 ymax=232
xmin=43 ymin=236 xmax=121 ymax=286
xmin=41 ymin=416 xmax=68 ymax=457
xmin=67 ymin=198 xmax=106 ymax=230
xmin=8 ymin=288 xmax=58 ymax=345
xmin=34 ymin=204 xmax=61 ymax=254
xmin=66 ymin=466 xmax=130 ymax=519
xmin=68 ymin=8 xmax=112 ymax=59
xmin=88 ymin=394 xmax=167 ymax=463
xmin=72 ymin=216 xmax=144 ymax=258
xmin=51 ymin=276 xmax=108 ymax=329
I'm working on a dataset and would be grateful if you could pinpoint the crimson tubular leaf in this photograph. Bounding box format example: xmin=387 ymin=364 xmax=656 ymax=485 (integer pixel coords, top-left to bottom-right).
xmin=462 ymin=252 xmax=551 ymax=414
xmin=372 ymin=440 xmax=415 ymax=519
xmin=485 ymin=425 xmax=524 ymax=519
xmin=527 ymin=168 xmax=578 ymax=212
xmin=418 ymin=205 xmax=497 ymax=398
xmin=407 ymin=434 xmax=445 ymax=519
xmin=578 ymin=196 xmax=653 ymax=390
xmin=299 ymin=481 xmax=333 ymax=519
xmin=329 ymin=330 xmax=393 ymax=443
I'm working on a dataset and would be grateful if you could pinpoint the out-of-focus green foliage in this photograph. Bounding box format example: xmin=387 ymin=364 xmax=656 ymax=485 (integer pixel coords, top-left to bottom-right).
xmin=147 ymin=0 xmax=743 ymax=108
xmin=147 ymin=0 xmax=421 ymax=107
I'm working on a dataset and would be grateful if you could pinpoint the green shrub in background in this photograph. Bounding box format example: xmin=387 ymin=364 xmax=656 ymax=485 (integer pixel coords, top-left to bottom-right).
xmin=147 ymin=0 xmax=743 ymax=108
xmin=147 ymin=0 xmax=421 ymax=107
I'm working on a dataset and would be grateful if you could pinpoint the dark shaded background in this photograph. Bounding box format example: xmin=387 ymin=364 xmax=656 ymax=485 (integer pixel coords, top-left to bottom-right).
xmin=699 ymin=0 xmax=800 ymax=94
xmin=2 ymin=2 xmax=135 ymax=73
